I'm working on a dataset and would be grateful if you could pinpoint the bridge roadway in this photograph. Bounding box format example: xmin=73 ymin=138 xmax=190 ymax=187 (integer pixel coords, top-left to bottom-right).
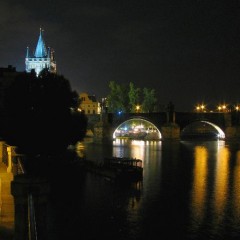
xmin=88 ymin=111 xmax=240 ymax=140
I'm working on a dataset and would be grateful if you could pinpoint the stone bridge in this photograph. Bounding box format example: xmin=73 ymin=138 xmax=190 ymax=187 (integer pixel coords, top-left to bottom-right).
xmin=88 ymin=111 xmax=240 ymax=141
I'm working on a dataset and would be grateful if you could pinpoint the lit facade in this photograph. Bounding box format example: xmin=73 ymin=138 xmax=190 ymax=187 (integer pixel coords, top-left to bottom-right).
xmin=79 ymin=92 xmax=101 ymax=114
xmin=25 ymin=28 xmax=56 ymax=76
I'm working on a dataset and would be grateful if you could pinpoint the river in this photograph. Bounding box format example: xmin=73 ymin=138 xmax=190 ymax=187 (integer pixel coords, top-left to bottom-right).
xmin=47 ymin=138 xmax=240 ymax=240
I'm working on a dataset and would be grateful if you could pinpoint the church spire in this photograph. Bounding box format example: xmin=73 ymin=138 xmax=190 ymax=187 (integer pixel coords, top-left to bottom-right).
xmin=25 ymin=28 xmax=56 ymax=76
xmin=34 ymin=28 xmax=47 ymax=58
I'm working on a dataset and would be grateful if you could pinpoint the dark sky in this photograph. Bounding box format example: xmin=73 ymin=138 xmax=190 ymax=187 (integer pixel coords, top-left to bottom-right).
xmin=1 ymin=0 xmax=240 ymax=111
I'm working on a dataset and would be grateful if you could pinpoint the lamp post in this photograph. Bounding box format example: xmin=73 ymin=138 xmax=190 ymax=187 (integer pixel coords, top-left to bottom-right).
xmin=217 ymin=104 xmax=228 ymax=112
xmin=136 ymin=105 xmax=140 ymax=113
xmin=217 ymin=105 xmax=222 ymax=112
xmin=200 ymin=104 xmax=205 ymax=112
xmin=195 ymin=104 xmax=205 ymax=112
xmin=222 ymin=104 xmax=227 ymax=112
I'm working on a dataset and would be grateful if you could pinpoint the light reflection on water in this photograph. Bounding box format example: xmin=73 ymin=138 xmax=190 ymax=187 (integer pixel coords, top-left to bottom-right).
xmin=191 ymin=145 xmax=208 ymax=229
xmin=71 ymin=139 xmax=240 ymax=239
xmin=112 ymin=139 xmax=162 ymax=168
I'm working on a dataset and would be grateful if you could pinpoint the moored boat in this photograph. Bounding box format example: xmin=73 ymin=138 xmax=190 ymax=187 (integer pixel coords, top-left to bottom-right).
xmin=103 ymin=157 xmax=143 ymax=181
xmin=81 ymin=156 xmax=143 ymax=182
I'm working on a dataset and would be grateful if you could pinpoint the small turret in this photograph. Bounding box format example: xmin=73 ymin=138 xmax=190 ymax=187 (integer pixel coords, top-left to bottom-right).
xmin=47 ymin=47 xmax=50 ymax=58
xmin=26 ymin=46 xmax=29 ymax=58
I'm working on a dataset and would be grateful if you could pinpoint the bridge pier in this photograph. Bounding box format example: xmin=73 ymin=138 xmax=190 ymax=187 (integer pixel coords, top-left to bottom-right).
xmin=162 ymin=105 xmax=180 ymax=140
xmin=225 ymin=126 xmax=240 ymax=139
xmin=223 ymin=113 xmax=240 ymax=139
xmin=93 ymin=114 xmax=113 ymax=142
xmin=161 ymin=123 xmax=180 ymax=140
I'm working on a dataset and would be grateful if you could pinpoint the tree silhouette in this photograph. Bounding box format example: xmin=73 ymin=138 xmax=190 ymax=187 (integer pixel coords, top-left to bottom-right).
xmin=1 ymin=70 xmax=87 ymax=173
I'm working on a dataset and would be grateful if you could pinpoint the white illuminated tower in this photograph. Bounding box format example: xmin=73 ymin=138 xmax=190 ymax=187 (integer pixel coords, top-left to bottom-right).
xmin=25 ymin=28 xmax=56 ymax=76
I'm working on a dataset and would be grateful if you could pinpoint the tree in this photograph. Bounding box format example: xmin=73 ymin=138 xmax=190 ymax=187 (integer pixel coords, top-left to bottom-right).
xmin=106 ymin=80 xmax=160 ymax=114
xmin=128 ymin=82 xmax=141 ymax=113
xmin=142 ymin=88 xmax=157 ymax=113
xmin=1 ymin=70 xmax=87 ymax=174
xmin=107 ymin=81 xmax=128 ymax=113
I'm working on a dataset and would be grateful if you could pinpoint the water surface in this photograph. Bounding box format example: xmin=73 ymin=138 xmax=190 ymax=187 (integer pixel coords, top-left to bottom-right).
xmin=48 ymin=139 xmax=240 ymax=240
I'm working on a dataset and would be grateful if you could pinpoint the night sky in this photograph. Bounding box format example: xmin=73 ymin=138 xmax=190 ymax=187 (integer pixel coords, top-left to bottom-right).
xmin=1 ymin=0 xmax=240 ymax=111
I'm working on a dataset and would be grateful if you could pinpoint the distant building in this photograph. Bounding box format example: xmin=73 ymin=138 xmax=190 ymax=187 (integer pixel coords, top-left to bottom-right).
xmin=25 ymin=28 xmax=56 ymax=76
xmin=79 ymin=92 xmax=101 ymax=114
xmin=0 ymin=65 xmax=24 ymax=110
xmin=0 ymin=65 xmax=18 ymax=85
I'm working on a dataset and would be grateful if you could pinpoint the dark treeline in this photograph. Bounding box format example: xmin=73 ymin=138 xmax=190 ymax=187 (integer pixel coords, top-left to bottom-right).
xmin=0 ymin=69 xmax=87 ymax=175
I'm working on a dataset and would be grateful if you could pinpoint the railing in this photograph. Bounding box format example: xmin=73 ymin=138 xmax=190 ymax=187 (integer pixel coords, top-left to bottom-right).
xmin=12 ymin=154 xmax=26 ymax=175
xmin=14 ymin=156 xmax=38 ymax=240
xmin=28 ymin=194 xmax=37 ymax=240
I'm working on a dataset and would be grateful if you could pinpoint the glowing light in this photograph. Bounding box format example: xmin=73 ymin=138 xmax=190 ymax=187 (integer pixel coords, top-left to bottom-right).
xmin=136 ymin=105 xmax=140 ymax=113
xmin=191 ymin=146 xmax=208 ymax=224
xmin=201 ymin=121 xmax=225 ymax=139
xmin=195 ymin=103 xmax=206 ymax=112
xmin=217 ymin=104 xmax=228 ymax=112
xmin=112 ymin=119 xmax=162 ymax=140
xmin=213 ymin=146 xmax=230 ymax=223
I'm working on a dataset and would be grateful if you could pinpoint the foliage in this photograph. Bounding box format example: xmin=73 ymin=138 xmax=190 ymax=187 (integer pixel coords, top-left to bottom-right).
xmin=1 ymin=70 xmax=87 ymax=161
xmin=128 ymin=82 xmax=141 ymax=113
xmin=107 ymin=80 xmax=158 ymax=113
xmin=106 ymin=81 xmax=129 ymax=113
xmin=141 ymin=88 xmax=158 ymax=113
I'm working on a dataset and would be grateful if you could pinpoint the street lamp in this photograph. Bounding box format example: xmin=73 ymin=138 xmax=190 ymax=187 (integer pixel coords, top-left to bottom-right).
xmin=136 ymin=105 xmax=140 ymax=113
xmin=200 ymin=104 xmax=205 ymax=112
xmin=222 ymin=104 xmax=227 ymax=112
xmin=217 ymin=104 xmax=228 ymax=112
xmin=195 ymin=103 xmax=206 ymax=112
xmin=196 ymin=106 xmax=200 ymax=112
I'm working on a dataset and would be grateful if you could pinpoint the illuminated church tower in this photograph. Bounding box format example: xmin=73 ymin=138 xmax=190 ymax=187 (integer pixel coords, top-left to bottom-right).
xmin=25 ymin=28 xmax=56 ymax=76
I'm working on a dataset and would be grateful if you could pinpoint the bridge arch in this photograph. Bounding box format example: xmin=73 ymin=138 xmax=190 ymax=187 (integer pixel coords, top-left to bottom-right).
xmin=180 ymin=120 xmax=225 ymax=140
xmin=113 ymin=118 xmax=162 ymax=140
